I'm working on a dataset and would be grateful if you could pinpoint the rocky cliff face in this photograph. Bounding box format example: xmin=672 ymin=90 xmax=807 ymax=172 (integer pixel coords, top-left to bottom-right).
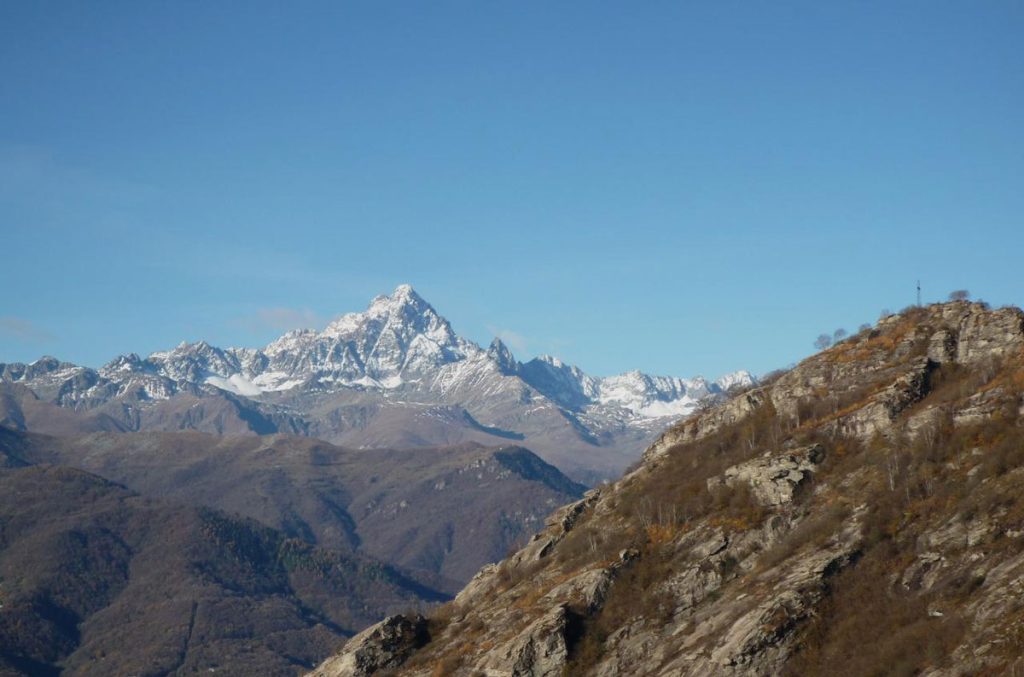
xmin=310 ymin=301 xmax=1024 ymax=676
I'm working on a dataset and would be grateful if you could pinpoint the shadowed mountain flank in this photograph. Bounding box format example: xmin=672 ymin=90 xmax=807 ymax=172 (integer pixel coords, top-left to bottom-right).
xmin=0 ymin=431 xmax=585 ymax=593
xmin=0 ymin=464 xmax=446 ymax=677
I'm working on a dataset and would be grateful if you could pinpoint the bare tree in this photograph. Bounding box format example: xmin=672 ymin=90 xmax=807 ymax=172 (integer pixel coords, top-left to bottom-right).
xmin=833 ymin=328 xmax=848 ymax=343
xmin=814 ymin=334 xmax=832 ymax=351
xmin=858 ymin=323 xmax=871 ymax=332
xmin=879 ymin=308 xmax=892 ymax=319
xmin=759 ymin=368 xmax=790 ymax=385
xmin=949 ymin=289 xmax=970 ymax=301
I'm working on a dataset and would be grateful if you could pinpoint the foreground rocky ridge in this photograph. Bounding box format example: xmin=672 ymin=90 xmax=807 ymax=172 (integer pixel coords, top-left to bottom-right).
xmin=0 ymin=285 xmax=750 ymax=483
xmin=312 ymin=300 xmax=1024 ymax=676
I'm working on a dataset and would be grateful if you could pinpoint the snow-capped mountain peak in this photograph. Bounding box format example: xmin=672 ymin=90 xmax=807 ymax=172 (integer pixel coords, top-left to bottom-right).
xmin=326 ymin=285 xmax=444 ymax=332
xmin=314 ymin=285 xmax=467 ymax=383
xmin=0 ymin=284 xmax=754 ymax=482
xmin=486 ymin=338 xmax=518 ymax=375
xmin=107 ymin=284 xmax=750 ymax=419
xmin=715 ymin=369 xmax=755 ymax=392
xmin=2 ymin=283 xmax=753 ymax=428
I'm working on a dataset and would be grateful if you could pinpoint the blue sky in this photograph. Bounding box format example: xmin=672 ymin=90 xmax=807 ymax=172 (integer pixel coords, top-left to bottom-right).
xmin=1 ymin=2 xmax=1022 ymax=379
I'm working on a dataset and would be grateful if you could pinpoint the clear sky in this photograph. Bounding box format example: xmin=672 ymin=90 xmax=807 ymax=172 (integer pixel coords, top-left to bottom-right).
xmin=1 ymin=2 xmax=1022 ymax=379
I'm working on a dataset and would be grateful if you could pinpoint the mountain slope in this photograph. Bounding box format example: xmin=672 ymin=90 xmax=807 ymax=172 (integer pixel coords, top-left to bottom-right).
xmin=310 ymin=300 xmax=1024 ymax=676
xmin=0 ymin=286 xmax=750 ymax=482
xmin=2 ymin=429 xmax=585 ymax=593
xmin=0 ymin=461 xmax=446 ymax=677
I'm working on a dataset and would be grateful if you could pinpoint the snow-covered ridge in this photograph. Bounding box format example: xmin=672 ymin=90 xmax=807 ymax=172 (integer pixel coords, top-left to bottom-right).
xmin=0 ymin=285 xmax=753 ymax=421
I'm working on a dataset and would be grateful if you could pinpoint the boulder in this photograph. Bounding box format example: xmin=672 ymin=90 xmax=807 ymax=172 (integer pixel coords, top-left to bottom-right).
xmin=710 ymin=444 xmax=825 ymax=507
xmin=482 ymin=604 xmax=572 ymax=677
xmin=308 ymin=614 xmax=428 ymax=677
xmin=928 ymin=329 xmax=957 ymax=364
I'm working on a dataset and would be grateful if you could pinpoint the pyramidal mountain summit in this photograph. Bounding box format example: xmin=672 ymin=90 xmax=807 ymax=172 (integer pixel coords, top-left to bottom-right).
xmin=0 ymin=285 xmax=751 ymax=482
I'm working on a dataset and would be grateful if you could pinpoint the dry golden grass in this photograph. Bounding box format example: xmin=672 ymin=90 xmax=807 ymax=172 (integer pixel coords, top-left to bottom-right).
xmin=822 ymin=316 xmax=920 ymax=364
xmin=644 ymin=523 xmax=676 ymax=546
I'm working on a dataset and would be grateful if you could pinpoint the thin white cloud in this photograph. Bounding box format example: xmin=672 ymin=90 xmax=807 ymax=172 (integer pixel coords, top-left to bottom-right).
xmin=487 ymin=325 xmax=529 ymax=354
xmin=0 ymin=316 xmax=54 ymax=342
xmin=242 ymin=307 xmax=322 ymax=333
xmin=0 ymin=145 xmax=157 ymax=221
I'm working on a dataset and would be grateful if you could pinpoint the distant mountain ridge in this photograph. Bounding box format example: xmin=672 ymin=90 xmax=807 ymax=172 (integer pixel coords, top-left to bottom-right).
xmin=0 ymin=285 xmax=751 ymax=482
xmin=0 ymin=453 xmax=448 ymax=676
xmin=0 ymin=428 xmax=585 ymax=595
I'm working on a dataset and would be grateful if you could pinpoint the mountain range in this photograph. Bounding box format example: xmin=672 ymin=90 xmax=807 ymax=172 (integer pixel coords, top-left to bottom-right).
xmin=0 ymin=285 xmax=751 ymax=482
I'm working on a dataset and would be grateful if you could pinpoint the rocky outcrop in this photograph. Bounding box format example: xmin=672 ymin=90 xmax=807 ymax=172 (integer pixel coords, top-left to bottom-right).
xmin=825 ymin=356 xmax=936 ymax=440
xmin=928 ymin=328 xmax=957 ymax=364
xmin=308 ymin=614 xmax=428 ymax=677
xmin=699 ymin=545 xmax=856 ymax=674
xmin=953 ymin=388 xmax=1012 ymax=426
xmin=561 ymin=548 xmax=637 ymax=607
xmin=482 ymin=604 xmax=573 ymax=676
xmin=954 ymin=305 xmax=1024 ymax=365
xmin=645 ymin=389 xmax=769 ymax=461
xmin=710 ymin=443 xmax=825 ymax=506
xmin=543 ymin=567 xmax=614 ymax=614
xmin=505 ymin=488 xmax=603 ymax=570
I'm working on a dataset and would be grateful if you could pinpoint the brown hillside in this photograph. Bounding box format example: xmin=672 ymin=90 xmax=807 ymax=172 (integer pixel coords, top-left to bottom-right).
xmin=2 ymin=432 xmax=584 ymax=593
xmin=0 ymin=464 xmax=445 ymax=677
xmin=310 ymin=301 xmax=1024 ymax=676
